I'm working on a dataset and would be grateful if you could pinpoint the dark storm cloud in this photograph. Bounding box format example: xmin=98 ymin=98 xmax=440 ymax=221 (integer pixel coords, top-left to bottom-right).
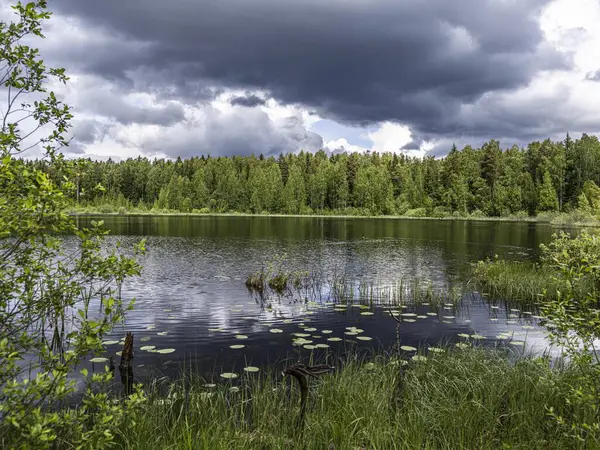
xmin=48 ymin=0 xmax=569 ymax=142
xmin=134 ymin=107 xmax=323 ymax=159
xmin=229 ymin=94 xmax=267 ymax=108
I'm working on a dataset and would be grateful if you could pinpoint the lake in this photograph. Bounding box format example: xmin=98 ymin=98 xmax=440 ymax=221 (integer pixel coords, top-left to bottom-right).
xmin=74 ymin=215 xmax=561 ymax=384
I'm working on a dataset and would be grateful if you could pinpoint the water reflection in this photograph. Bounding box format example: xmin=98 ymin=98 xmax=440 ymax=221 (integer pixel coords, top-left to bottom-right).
xmin=72 ymin=216 xmax=563 ymax=381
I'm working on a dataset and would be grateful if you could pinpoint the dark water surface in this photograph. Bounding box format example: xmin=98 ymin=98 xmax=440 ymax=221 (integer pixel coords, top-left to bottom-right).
xmin=73 ymin=215 xmax=561 ymax=383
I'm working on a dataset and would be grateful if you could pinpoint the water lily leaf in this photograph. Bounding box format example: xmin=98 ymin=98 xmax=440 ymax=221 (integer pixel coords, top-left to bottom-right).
xmin=404 ymin=319 xmax=416 ymax=323
xmin=400 ymin=346 xmax=417 ymax=352
xmin=315 ymin=344 xmax=330 ymax=349
xmin=470 ymin=334 xmax=486 ymax=340
xmin=208 ymin=328 xmax=223 ymax=332
xmin=157 ymin=332 xmax=168 ymax=336
xmin=102 ymin=340 xmax=119 ymax=345
xmin=140 ymin=337 xmax=151 ymax=342
xmin=327 ymin=337 xmax=342 ymax=342
xmin=428 ymin=347 xmax=445 ymax=353
xmin=90 ymin=357 xmax=108 ymax=363
xmin=322 ymin=330 xmax=333 ymax=334
xmin=443 ymin=316 xmax=455 ymax=320
xmin=229 ymin=387 xmax=240 ymax=393
xmin=304 ymin=327 xmax=317 ymax=332
xmin=156 ymin=348 xmax=175 ymax=354
xmin=116 ymin=351 xmax=122 ymax=356
xmin=401 ymin=313 xmax=417 ymax=317
xmin=411 ymin=355 xmax=427 ymax=362
xmin=220 ymin=372 xmax=238 ymax=379
xmin=417 ymin=315 xmax=428 ymax=319
xmin=344 ymin=331 xmax=358 ymax=336
xmin=293 ymin=333 xmax=310 ymax=337
xmin=457 ymin=333 xmax=471 ymax=339
xmin=204 ymin=383 xmax=216 ymax=388
xmin=455 ymin=342 xmax=470 ymax=349
xmin=360 ymin=312 xmax=374 ymax=316
xmin=244 ymin=366 xmax=260 ymax=373
xmin=146 ymin=325 xmax=156 ymax=330
xmin=230 ymin=345 xmax=245 ymax=349
xmin=427 ymin=312 xmax=438 ymax=316
xmin=356 ymin=336 xmax=373 ymax=341
xmin=269 ymin=328 xmax=283 ymax=333
xmin=304 ymin=345 xmax=316 ymax=350
xmin=140 ymin=345 xmax=156 ymax=351
xmin=236 ymin=335 xmax=249 ymax=340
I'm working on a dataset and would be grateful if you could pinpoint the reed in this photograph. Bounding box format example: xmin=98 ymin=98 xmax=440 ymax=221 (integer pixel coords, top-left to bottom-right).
xmin=114 ymin=348 xmax=595 ymax=450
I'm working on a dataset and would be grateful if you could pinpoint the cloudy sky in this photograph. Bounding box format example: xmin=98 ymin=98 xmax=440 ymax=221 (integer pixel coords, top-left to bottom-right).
xmin=5 ymin=0 xmax=600 ymax=160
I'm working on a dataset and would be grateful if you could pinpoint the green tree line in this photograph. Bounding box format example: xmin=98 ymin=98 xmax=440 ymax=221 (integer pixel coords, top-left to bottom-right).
xmin=31 ymin=133 xmax=600 ymax=218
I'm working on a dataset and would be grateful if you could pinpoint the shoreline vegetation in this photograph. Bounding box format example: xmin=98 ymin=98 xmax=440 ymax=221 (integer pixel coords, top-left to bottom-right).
xmin=68 ymin=207 xmax=600 ymax=226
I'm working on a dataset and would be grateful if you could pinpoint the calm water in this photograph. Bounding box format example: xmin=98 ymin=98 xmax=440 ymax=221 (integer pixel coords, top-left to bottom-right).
xmin=73 ymin=216 xmax=561 ymax=384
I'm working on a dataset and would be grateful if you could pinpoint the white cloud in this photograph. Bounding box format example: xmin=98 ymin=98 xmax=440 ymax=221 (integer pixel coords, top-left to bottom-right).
xmin=324 ymin=138 xmax=366 ymax=153
xmin=367 ymin=122 xmax=413 ymax=153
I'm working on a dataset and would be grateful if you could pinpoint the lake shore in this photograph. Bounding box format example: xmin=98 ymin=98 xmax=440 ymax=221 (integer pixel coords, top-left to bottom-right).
xmin=67 ymin=208 xmax=600 ymax=227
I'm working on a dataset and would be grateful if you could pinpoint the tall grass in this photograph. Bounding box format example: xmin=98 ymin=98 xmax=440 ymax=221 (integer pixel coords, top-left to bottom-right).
xmin=114 ymin=348 xmax=594 ymax=450
xmin=470 ymin=258 xmax=559 ymax=304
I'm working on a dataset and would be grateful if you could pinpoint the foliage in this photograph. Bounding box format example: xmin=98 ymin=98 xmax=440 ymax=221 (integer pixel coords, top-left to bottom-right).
xmin=540 ymin=230 xmax=600 ymax=443
xmin=0 ymin=2 xmax=146 ymax=448
xmin=116 ymin=349 xmax=590 ymax=450
xmin=30 ymin=133 xmax=600 ymax=219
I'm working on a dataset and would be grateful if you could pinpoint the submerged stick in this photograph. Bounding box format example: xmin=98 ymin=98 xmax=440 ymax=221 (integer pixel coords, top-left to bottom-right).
xmin=282 ymin=363 xmax=334 ymax=429
xmin=119 ymin=332 xmax=134 ymax=396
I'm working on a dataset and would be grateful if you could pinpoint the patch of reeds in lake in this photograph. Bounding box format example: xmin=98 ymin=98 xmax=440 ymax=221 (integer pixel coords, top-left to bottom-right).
xmin=246 ymin=264 xmax=463 ymax=309
xmin=469 ymin=258 xmax=559 ymax=304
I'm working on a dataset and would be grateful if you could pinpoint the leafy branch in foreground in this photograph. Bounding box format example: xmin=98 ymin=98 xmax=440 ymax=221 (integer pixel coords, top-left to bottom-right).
xmin=0 ymin=2 xmax=146 ymax=448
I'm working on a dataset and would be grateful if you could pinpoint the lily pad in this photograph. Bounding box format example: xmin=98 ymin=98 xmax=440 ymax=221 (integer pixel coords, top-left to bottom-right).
xmin=140 ymin=337 xmax=151 ymax=342
xmin=457 ymin=333 xmax=470 ymax=338
xmin=244 ymin=366 xmax=260 ymax=373
xmin=236 ymin=335 xmax=249 ymax=340
xmin=157 ymin=332 xmax=168 ymax=336
xmin=322 ymin=330 xmax=333 ymax=334
xmin=401 ymin=313 xmax=417 ymax=317
xmin=140 ymin=345 xmax=156 ymax=351
xmin=315 ymin=344 xmax=330 ymax=349
xmin=470 ymin=334 xmax=486 ymax=340
xmin=220 ymin=372 xmax=238 ymax=379
xmin=304 ymin=345 xmax=317 ymax=350
xmin=229 ymin=387 xmax=240 ymax=393
xmin=400 ymin=345 xmax=417 ymax=352
xmin=356 ymin=336 xmax=373 ymax=341
xmin=230 ymin=345 xmax=245 ymax=349
xmin=304 ymin=327 xmax=317 ymax=332
xmin=204 ymin=383 xmax=216 ymax=388
xmin=269 ymin=329 xmax=283 ymax=333
xmin=455 ymin=342 xmax=470 ymax=349
xmin=344 ymin=331 xmax=358 ymax=336
xmin=411 ymin=355 xmax=427 ymax=362
xmin=360 ymin=312 xmax=374 ymax=316
xmin=156 ymin=348 xmax=175 ymax=354
xmin=327 ymin=337 xmax=342 ymax=342
xmin=427 ymin=312 xmax=438 ymax=316
xmin=90 ymin=357 xmax=109 ymax=363
xmin=102 ymin=340 xmax=120 ymax=345
xmin=428 ymin=347 xmax=445 ymax=353
xmin=404 ymin=319 xmax=416 ymax=323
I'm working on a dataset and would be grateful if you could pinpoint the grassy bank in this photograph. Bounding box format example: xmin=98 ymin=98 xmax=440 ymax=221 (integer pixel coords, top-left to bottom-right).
xmin=107 ymin=348 xmax=594 ymax=450
xmin=66 ymin=206 xmax=600 ymax=226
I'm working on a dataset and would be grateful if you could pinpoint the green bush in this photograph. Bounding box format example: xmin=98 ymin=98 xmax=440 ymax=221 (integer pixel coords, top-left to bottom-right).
xmin=404 ymin=207 xmax=427 ymax=217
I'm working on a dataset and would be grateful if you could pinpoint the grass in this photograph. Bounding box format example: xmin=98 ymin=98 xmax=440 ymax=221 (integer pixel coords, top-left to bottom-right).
xmin=111 ymin=348 xmax=596 ymax=450
xmin=470 ymin=258 xmax=560 ymax=304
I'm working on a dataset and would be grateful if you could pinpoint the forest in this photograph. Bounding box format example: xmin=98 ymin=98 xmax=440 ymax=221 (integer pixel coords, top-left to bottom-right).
xmin=31 ymin=133 xmax=600 ymax=219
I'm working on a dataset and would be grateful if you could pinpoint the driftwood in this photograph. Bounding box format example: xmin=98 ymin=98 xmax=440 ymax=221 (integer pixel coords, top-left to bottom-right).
xmin=282 ymin=363 xmax=334 ymax=428
xmin=119 ymin=332 xmax=134 ymax=396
